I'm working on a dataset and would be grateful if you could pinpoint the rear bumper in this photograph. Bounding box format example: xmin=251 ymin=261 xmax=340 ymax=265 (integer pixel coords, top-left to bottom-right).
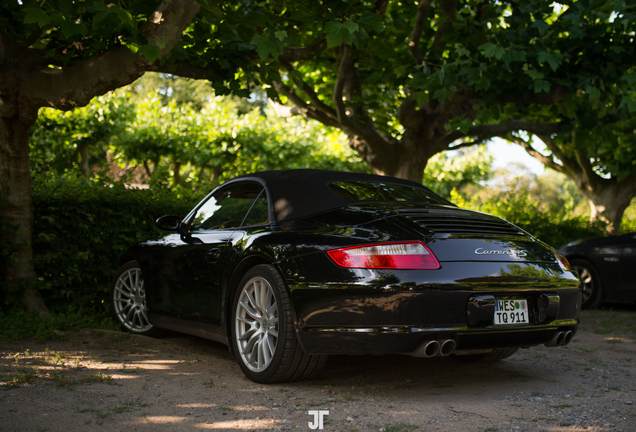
xmin=283 ymin=259 xmax=581 ymax=355
xmin=296 ymin=320 xmax=579 ymax=355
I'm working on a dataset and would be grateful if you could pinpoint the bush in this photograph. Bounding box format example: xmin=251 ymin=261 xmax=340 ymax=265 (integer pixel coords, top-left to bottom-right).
xmin=27 ymin=176 xmax=203 ymax=313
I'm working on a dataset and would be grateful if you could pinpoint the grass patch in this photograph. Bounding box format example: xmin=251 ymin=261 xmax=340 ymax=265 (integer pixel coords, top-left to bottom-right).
xmin=80 ymin=372 xmax=115 ymax=385
xmin=377 ymin=423 xmax=418 ymax=432
xmin=548 ymin=404 xmax=572 ymax=409
xmin=0 ymin=309 xmax=118 ymax=343
xmin=579 ymin=309 xmax=636 ymax=338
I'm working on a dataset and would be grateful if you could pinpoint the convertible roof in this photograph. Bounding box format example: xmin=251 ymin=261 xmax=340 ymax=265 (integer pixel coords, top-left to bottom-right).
xmin=233 ymin=169 xmax=443 ymax=222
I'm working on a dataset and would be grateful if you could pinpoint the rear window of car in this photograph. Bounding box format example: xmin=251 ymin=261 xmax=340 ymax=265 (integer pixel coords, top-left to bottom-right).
xmin=329 ymin=181 xmax=448 ymax=205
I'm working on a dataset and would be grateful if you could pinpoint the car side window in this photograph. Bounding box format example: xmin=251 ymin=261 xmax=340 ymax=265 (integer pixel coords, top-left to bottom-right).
xmin=190 ymin=181 xmax=264 ymax=231
xmin=242 ymin=194 xmax=269 ymax=227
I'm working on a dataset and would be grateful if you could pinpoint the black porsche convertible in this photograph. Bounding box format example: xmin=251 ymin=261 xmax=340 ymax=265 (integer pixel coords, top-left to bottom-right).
xmin=111 ymin=169 xmax=581 ymax=383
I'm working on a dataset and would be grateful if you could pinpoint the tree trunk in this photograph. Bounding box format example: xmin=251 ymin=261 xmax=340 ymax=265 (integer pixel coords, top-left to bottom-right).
xmin=78 ymin=143 xmax=90 ymax=179
xmin=348 ymin=127 xmax=435 ymax=184
xmin=172 ymin=160 xmax=182 ymax=184
xmin=583 ymin=181 xmax=636 ymax=235
xmin=0 ymin=110 xmax=50 ymax=314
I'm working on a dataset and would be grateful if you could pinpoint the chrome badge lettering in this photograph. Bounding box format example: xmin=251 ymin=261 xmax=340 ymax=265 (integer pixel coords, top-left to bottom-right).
xmin=475 ymin=248 xmax=527 ymax=258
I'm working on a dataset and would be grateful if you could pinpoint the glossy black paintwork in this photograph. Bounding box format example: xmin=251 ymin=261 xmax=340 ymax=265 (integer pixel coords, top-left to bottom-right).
xmin=559 ymin=233 xmax=636 ymax=300
xmin=124 ymin=191 xmax=580 ymax=356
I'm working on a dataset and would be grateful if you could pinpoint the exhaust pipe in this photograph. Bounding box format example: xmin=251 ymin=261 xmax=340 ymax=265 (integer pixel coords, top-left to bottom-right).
xmin=438 ymin=339 xmax=457 ymax=356
xmin=411 ymin=340 xmax=440 ymax=357
xmin=544 ymin=331 xmax=565 ymax=347
xmin=563 ymin=330 xmax=573 ymax=346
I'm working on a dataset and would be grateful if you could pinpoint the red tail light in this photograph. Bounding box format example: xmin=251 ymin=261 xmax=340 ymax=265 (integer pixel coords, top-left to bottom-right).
xmin=327 ymin=241 xmax=440 ymax=270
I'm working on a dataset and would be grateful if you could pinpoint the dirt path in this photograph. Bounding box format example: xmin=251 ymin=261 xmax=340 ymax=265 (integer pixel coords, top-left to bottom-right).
xmin=1 ymin=311 xmax=635 ymax=432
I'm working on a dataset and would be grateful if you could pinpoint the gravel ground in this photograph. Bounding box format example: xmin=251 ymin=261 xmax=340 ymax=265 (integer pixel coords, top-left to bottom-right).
xmin=1 ymin=307 xmax=635 ymax=432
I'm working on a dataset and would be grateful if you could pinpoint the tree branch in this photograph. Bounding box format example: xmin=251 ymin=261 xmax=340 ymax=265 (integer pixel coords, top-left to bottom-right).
xmin=495 ymin=85 xmax=566 ymax=105
xmin=277 ymin=58 xmax=338 ymax=119
xmin=533 ymin=133 xmax=580 ymax=175
xmin=21 ymin=26 xmax=43 ymax=50
xmin=409 ymin=0 xmax=432 ymax=65
xmin=334 ymin=45 xmax=353 ymax=124
xmin=448 ymin=137 xmax=488 ymax=151
xmin=152 ymin=62 xmax=215 ymax=80
xmin=438 ymin=120 xmax=563 ymax=149
xmin=372 ymin=0 xmax=391 ymax=15
xmin=278 ymin=38 xmax=327 ymax=62
xmin=22 ymin=0 xmax=201 ymax=110
xmin=271 ymin=81 xmax=340 ymax=127
xmin=429 ymin=0 xmax=457 ymax=62
xmin=572 ymin=133 xmax=598 ymax=187
xmin=505 ymin=134 xmax=566 ymax=174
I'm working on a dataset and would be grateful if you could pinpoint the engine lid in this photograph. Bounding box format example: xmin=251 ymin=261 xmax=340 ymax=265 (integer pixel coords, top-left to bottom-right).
xmin=426 ymin=238 xmax=556 ymax=263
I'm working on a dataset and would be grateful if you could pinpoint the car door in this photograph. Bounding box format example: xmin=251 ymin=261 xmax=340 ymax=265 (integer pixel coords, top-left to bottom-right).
xmin=612 ymin=233 xmax=636 ymax=296
xmin=149 ymin=181 xmax=266 ymax=324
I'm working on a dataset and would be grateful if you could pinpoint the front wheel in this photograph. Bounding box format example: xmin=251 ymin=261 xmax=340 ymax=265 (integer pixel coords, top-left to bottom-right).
xmin=231 ymin=264 xmax=327 ymax=383
xmin=111 ymin=261 xmax=161 ymax=336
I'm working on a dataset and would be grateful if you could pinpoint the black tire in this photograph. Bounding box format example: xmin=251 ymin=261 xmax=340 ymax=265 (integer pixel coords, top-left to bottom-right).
xmin=111 ymin=261 xmax=162 ymax=337
xmin=452 ymin=347 xmax=519 ymax=363
xmin=570 ymin=258 xmax=604 ymax=309
xmin=231 ymin=264 xmax=327 ymax=383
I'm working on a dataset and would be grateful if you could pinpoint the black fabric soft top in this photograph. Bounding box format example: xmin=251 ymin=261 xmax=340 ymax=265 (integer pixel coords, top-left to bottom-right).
xmin=233 ymin=169 xmax=448 ymax=222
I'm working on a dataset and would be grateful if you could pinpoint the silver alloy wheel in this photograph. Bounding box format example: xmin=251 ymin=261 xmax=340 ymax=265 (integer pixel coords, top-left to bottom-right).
xmin=113 ymin=267 xmax=153 ymax=333
xmin=574 ymin=265 xmax=594 ymax=304
xmin=235 ymin=276 xmax=280 ymax=373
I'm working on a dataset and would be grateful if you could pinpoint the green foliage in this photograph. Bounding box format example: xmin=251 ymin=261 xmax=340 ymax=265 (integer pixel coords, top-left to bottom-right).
xmin=115 ymin=91 xmax=369 ymax=187
xmin=26 ymin=174 xmax=202 ymax=312
xmin=0 ymin=309 xmax=117 ymax=343
xmin=2 ymin=0 xmax=159 ymax=67
xmin=30 ymin=75 xmax=368 ymax=187
xmin=202 ymin=0 xmax=636 ymax=137
xmin=451 ymin=172 xmax=607 ymax=248
xmin=31 ymin=92 xmax=133 ymax=176
xmin=423 ymin=146 xmax=493 ymax=198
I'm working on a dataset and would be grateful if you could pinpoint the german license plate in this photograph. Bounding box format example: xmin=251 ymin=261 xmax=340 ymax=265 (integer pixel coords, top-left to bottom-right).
xmin=494 ymin=299 xmax=529 ymax=325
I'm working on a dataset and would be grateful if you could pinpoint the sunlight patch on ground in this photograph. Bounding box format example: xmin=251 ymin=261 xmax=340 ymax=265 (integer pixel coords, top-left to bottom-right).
xmin=140 ymin=415 xmax=188 ymax=425
xmin=177 ymin=403 xmax=218 ymax=409
xmin=129 ymin=359 xmax=184 ymax=369
xmin=604 ymin=337 xmax=633 ymax=343
xmin=199 ymin=419 xmax=280 ymax=429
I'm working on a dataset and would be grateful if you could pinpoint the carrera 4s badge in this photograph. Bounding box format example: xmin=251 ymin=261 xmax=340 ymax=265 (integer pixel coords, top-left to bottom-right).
xmin=475 ymin=248 xmax=528 ymax=258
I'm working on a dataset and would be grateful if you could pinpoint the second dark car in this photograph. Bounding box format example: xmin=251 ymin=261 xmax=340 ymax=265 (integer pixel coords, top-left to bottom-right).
xmin=111 ymin=169 xmax=581 ymax=383
xmin=559 ymin=233 xmax=636 ymax=308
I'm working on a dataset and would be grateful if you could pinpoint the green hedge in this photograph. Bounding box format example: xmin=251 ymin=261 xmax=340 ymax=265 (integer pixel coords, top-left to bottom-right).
xmin=28 ymin=177 xmax=202 ymax=313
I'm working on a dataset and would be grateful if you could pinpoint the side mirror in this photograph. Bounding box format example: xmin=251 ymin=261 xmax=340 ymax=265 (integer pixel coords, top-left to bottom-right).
xmin=156 ymin=215 xmax=182 ymax=232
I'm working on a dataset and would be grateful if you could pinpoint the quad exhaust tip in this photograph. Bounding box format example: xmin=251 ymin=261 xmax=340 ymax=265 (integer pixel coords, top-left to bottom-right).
xmin=545 ymin=330 xmax=573 ymax=347
xmin=411 ymin=339 xmax=456 ymax=358
xmin=439 ymin=339 xmax=457 ymax=356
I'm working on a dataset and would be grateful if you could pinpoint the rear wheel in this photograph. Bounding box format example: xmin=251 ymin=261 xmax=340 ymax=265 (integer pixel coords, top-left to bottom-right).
xmin=111 ymin=261 xmax=161 ymax=336
xmin=570 ymin=259 xmax=604 ymax=309
xmin=452 ymin=347 xmax=519 ymax=363
xmin=231 ymin=264 xmax=327 ymax=383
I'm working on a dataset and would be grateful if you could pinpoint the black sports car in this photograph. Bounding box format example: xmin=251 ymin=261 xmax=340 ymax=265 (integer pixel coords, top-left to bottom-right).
xmin=559 ymin=233 xmax=636 ymax=309
xmin=111 ymin=169 xmax=581 ymax=383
